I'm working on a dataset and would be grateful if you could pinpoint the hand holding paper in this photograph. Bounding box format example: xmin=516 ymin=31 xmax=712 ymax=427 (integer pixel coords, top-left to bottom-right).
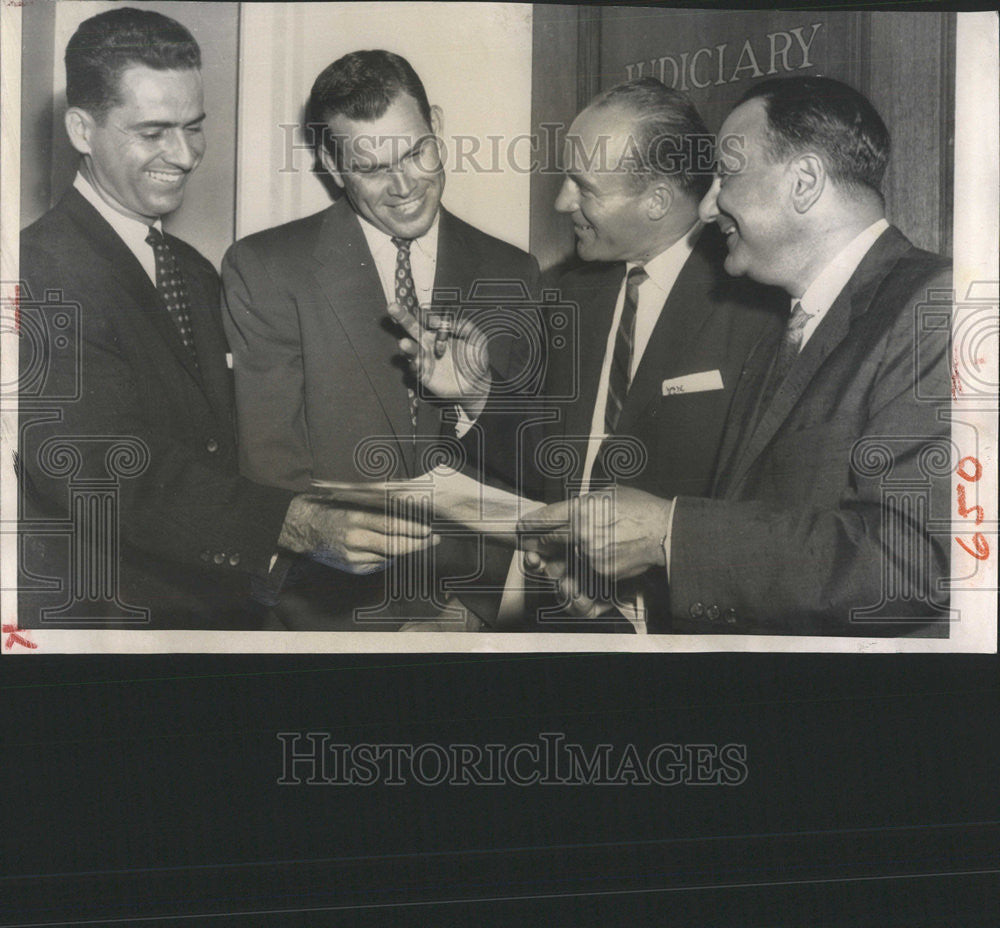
xmin=518 ymin=487 xmax=673 ymax=581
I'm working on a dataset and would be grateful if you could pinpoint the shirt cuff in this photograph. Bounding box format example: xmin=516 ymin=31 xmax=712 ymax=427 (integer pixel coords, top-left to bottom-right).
xmin=453 ymin=404 xmax=477 ymax=438
xmin=662 ymin=499 xmax=676 ymax=581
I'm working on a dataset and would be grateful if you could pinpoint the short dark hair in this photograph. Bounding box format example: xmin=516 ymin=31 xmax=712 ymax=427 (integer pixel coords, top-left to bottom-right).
xmin=591 ymin=77 xmax=713 ymax=198
xmin=739 ymin=76 xmax=890 ymax=196
xmin=308 ymin=50 xmax=432 ymax=163
xmin=65 ymin=7 xmax=200 ymax=122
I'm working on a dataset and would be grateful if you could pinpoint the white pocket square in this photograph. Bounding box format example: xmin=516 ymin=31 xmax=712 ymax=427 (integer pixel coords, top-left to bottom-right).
xmin=661 ymin=370 xmax=724 ymax=396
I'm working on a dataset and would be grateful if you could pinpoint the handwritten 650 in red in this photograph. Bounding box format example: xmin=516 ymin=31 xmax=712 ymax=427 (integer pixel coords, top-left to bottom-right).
xmin=955 ymin=456 xmax=989 ymax=561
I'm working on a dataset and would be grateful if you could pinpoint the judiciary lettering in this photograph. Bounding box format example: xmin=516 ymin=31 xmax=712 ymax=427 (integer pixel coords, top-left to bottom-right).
xmin=624 ymin=23 xmax=824 ymax=90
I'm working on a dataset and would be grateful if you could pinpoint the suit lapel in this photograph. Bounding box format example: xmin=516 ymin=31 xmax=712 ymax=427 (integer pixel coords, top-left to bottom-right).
xmin=62 ymin=191 xmax=204 ymax=386
xmin=310 ymin=201 xmax=416 ymax=474
xmin=181 ymin=248 xmax=233 ymax=423
xmin=726 ymin=226 xmax=913 ymax=493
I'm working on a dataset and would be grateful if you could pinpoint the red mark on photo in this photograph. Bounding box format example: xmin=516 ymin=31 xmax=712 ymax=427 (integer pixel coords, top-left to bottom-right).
xmin=3 ymin=624 xmax=38 ymax=651
xmin=13 ymin=284 xmax=21 ymax=334
xmin=950 ymin=350 xmax=963 ymax=399
xmin=955 ymin=456 xmax=990 ymax=562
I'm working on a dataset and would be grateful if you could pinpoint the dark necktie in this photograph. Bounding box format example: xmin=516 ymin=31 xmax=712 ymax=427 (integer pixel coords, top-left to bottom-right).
xmin=145 ymin=226 xmax=197 ymax=362
xmin=392 ymin=236 xmax=420 ymax=437
xmin=604 ymin=266 xmax=648 ymax=436
xmin=756 ymin=299 xmax=812 ymax=416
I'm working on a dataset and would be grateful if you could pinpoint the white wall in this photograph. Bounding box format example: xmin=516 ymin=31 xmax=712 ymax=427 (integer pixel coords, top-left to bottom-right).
xmin=236 ymin=2 xmax=533 ymax=250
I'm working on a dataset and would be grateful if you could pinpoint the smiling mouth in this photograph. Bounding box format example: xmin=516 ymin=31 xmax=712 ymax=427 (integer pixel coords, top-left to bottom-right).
xmin=573 ymin=222 xmax=594 ymax=236
xmin=717 ymin=220 xmax=738 ymax=243
xmin=392 ymin=196 xmax=426 ymax=214
xmin=147 ymin=170 xmax=187 ymax=185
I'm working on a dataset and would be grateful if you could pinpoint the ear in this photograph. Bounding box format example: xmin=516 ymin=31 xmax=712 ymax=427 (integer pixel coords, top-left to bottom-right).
xmin=645 ymin=181 xmax=674 ymax=221
xmin=65 ymin=107 xmax=95 ymax=156
xmin=318 ymin=145 xmax=345 ymax=190
xmin=429 ymin=105 xmax=443 ymax=138
xmin=789 ymin=153 xmax=825 ymax=214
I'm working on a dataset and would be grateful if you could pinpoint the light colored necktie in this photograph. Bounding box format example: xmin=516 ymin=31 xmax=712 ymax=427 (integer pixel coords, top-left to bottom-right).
xmin=758 ymin=299 xmax=811 ymax=413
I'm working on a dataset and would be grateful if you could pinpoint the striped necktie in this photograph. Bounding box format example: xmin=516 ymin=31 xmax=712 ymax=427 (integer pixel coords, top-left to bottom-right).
xmin=604 ymin=266 xmax=648 ymax=435
xmin=145 ymin=226 xmax=197 ymax=363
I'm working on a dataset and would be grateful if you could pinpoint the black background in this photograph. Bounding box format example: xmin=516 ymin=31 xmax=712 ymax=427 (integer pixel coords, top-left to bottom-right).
xmin=4 ymin=0 xmax=998 ymax=925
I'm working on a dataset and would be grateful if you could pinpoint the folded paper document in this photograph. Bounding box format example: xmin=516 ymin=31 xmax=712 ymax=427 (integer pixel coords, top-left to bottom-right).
xmin=312 ymin=466 xmax=549 ymax=542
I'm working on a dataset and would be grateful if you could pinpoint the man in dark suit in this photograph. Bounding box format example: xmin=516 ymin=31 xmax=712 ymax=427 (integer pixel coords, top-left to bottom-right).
xmin=522 ymin=76 xmax=952 ymax=637
xmin=221 ymin=50 xmax=539 ymax=629
xmin=510 ymin=79 xmax=783 ymax=631
xmin=17 ymin=9 xmax=423 ymax=630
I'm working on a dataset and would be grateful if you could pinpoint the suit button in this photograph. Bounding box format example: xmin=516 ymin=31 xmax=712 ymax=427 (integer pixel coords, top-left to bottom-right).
xmin=206 ymin=438 xmax=219 ymax=453
xmin=689 ymin=602 xmax=705 ymax=618
xmin=706 ymin=604 xmax=721 ymax=621
xmin=724 ymin=608 xmax=737 ymax=625
xmin=200 ymin=549 xmax=211 ymax=562
xmin=213 ymin=552 xmax=225 ymax=564
xmin=228 ymin=553 xmax=241 ymax=567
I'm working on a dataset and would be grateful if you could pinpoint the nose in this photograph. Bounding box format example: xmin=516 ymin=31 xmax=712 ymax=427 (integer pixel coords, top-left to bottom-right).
xmin=163 ymin=128 xmax=202 ymax=171
xmin=554 ymin=177 xmax=578 ymax=214
xmin=387 ymin=162 xmax=418 ymax=198
xmin=698 ymin=176 xmax=721 ymax=224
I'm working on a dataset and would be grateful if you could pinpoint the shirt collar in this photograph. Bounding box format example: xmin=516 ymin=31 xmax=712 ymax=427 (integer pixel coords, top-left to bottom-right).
xmin=627 ymin=221 xmax=702 ymax=291
xmin=798 ymin=218 xmax=890 ymax=316
xmin=357 ymin=210 xmax=440 ymax=263
xmin=73 ymin=172 xmax=162 ymax=238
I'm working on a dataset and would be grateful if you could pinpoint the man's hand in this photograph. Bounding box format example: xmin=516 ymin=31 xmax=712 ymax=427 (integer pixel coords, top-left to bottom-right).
xmin=388 ymin=300 xmax=491 ymax=415
xmin=279 ymin=495 xmax=439 ymax=575
xmin=522 ymin=550 xmax=616 ymax=618
xmin=518 ymin=487 xmax=673 ymax=581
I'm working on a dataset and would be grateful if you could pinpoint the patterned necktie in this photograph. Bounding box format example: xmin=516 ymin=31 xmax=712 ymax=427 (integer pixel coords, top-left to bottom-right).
xmin=757 ymin=299 xmax=812 ymax=415
xmin=604 ymin=266 xmax=648 ymax=435
xmin=392 ymin=236 xmax=420 ymax=436
xmin=145 ymin=227 xmax=197 ymax=362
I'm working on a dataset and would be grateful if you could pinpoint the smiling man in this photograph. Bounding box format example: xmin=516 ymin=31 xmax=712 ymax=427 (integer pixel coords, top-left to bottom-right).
xmin=514 ymin=78 xmax=782 ymax=632
xmin=18 ymin=8 xmax=374 ymax=629
xmin=522 ymin=76 xmax=953 ymax=636
xmin=221 ymin=50 xmax=538 ymax=629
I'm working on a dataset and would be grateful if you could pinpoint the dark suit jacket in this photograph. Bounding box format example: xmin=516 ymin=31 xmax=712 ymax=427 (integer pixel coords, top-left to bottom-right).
xmin=18 ymin=188 xmax=294 ymax=629
xmin=525 ymin=225 xmax=784 ymax=631
xmin=221 ymin=199 xmax=540 ymax=628
xmin=670 ymin=226 xmax=952 ymax=636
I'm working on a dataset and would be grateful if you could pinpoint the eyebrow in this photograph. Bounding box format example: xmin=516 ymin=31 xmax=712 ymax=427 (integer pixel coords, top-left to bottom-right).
xmin=130 ymin=113 xmax=206 ymax=130
xmin=353 ymin=134 xmax=429 ymax=171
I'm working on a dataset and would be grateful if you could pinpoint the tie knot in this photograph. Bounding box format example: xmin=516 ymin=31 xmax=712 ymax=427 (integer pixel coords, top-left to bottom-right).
xmin=391 ymin=236 xmax=412 ymax=254
xmin=626 ymin=266 xmax=648 ymax=289
xmin=145 ymin=226 xmax=164 ymax=246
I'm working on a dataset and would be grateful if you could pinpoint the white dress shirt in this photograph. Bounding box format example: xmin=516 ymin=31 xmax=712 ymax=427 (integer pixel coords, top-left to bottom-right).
xmin=796 ymin=218 xmax=889 ymax=347
xmin=358 ymin=212 xmax=440 ymax=307
xmin=73 ymin=173 xmax=162 ymax=284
